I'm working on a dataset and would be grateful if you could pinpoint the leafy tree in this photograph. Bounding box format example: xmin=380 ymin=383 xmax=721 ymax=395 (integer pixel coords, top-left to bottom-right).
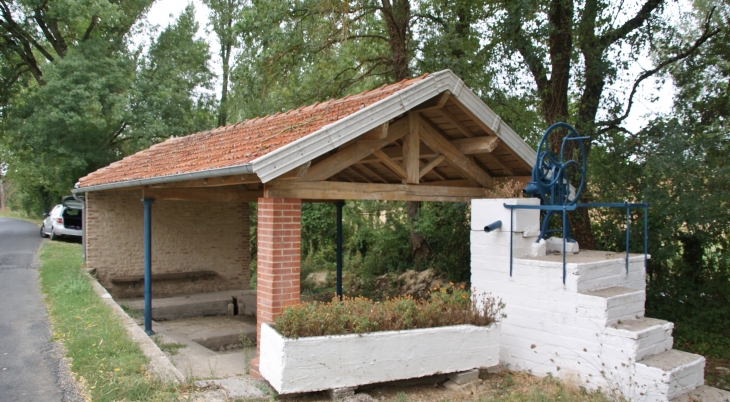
xmin=203 ymin=0 xmax=245 ymax=127
xmin=484 ymin=0 xmax=720 ymax=247
xmin=0 ymin=2 xmax=215 ymax=213
xmin=590 ymin=0 xmax=730 ymax=357
xmin=130 ymin=4 xmax=216 ymax=148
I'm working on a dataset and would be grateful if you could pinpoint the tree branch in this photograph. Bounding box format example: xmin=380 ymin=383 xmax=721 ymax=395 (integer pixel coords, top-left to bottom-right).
xmin=598 ymin=0 xmax=663 ymax=49
xmin=82 ymin=15 xmax=98 ymax=41
xmin=597 ymin=8 xmax=720 ymax=128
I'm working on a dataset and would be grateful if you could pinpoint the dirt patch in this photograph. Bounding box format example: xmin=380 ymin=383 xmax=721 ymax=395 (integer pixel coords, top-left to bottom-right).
xmin=276 ymin=370 xmax=612 ymax=402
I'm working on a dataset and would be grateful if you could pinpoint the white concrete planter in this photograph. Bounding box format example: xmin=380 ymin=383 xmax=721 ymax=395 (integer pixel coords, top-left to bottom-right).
xmin=259 ymin=322 xmax=501 ymax=394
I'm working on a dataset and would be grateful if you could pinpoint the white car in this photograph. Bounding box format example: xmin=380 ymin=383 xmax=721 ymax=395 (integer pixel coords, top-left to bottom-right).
xmin=41 ymin=197 xmax=83 ymax=240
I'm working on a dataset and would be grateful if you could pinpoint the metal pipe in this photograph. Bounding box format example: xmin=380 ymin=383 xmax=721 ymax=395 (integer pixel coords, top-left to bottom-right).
xmin=72 ymin=163 xmax=255 ymax=194
xmin=483 ymin=220 xmax=502 ymax=233
xmin=336 ymin=201 xmax=344 ymax=300
xmin=142 ymin=198 xmax=155 ymax=335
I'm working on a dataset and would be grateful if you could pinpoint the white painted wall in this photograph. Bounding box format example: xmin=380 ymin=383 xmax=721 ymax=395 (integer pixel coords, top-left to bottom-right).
xmin=469 ymin=198 xmax=704 ymax=401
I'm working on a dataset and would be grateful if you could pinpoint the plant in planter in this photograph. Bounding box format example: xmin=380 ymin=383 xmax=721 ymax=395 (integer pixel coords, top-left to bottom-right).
xmin=260 ymin=285 xmax=504 ymax=394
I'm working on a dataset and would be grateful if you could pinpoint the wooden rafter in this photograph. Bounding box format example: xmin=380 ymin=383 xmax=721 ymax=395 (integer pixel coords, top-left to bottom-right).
xmin=300 ymin=118 xmax=409 ymax=182
xmin=373 ymin=149 xmax=407 ymax=179
xmin=150 ymin=174 xmax=261 ymax=188
xmin=419 ymin=155 xmax=445 ymax=179
xmin=142 ymin=186 xmax=261 ymax=202
xmin=359 ymin=136 xmax=500 ymax=163
xmin=419 ymin=117 xmax=494 ymax=188
xmin=264 ymin=180 xmax=486 ymax=202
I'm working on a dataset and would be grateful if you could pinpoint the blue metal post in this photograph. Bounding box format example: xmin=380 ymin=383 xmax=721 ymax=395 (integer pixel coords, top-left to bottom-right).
xmin=142 ymin=198 xmax=155 ymax=335
xmin=644 ymin=205 xmax=649 ymax=270
xmin=625 ymin=203 xmax=630 ymax=275
xmin=562 ymin=208 xmax=567 ymax=284
xmin=336 ymin=201 xmax=344 ymax=300
xmin=509 ymin=209 xmax=514 ymax=277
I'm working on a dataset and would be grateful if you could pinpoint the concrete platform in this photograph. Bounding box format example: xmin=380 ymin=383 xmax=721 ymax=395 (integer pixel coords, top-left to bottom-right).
xmin=119 ymin=289 xmax=256 ymax=320
xmin=671 ymin=385 xmax=730 ymax=402
xmin=152 ymin=316 xmax=257 ymax=379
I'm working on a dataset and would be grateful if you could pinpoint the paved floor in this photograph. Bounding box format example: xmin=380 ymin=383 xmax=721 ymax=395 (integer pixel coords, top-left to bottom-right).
xmin=0 ymin=217 xmax=78 ymax=401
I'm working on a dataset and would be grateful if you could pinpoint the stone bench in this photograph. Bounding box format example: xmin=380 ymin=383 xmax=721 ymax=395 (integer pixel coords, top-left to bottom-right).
xmin=110 ymin=270 xmax=218 ymax=285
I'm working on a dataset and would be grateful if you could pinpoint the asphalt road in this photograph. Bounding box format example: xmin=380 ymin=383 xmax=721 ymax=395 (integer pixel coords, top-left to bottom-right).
xmin=0 ymin=217 xmax=79 ymax=401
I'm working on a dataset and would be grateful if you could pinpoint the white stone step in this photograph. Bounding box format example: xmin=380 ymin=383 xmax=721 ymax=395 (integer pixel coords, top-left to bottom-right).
xmin=580 ymin=286 xmax=645 ymax=325
xmin=634 ymin=349 xmax=705 ymax=401
xmin=670 ymin=385 xmax=730 ymax=401
xmin=604 ymin=317 xmax=674 ymax=361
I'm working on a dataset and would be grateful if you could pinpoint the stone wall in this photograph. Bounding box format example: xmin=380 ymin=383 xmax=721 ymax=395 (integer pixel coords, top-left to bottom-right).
xmin=85 ymin=190 xmax=250 ymax=299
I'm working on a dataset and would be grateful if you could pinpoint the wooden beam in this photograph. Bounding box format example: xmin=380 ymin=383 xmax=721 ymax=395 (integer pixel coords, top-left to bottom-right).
xmin=264 ymin=180 xmax=486 ymax=202
xmin=360 ymin=136 xmax=500 ymax=163
xmin=404 ymin=112 xmax=420 ymax=184
xmin=419 ymin=155 xmax=445 ymax=179
xmin=419 ymin=118 xmax=494 ymax=188
xmin=440 ymin=107 xmax=476 ymax=138
xmin=150 ymin=174 xmax=261 ymax=188
xmin=142 ymin=186 xmax=262 ymax=202
xmin=454 ymin=136 xmax=499 ymax=154
xmin=373 ymin=149 xmax=407 ymax=179
xmin=300 ymin=117 xmax=409 ymax=182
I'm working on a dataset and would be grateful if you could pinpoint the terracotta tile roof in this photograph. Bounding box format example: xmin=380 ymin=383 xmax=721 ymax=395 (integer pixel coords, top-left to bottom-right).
xmin=78 ymin=75 xmax=429 ymax=188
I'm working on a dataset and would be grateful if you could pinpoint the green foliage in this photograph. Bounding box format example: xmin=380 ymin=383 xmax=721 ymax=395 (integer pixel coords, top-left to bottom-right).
xmin=274 ymin=284 xmax=503 ymax=338
xmin=590 ymin=1 xmax=730 ymax=360
xmin=1 ymin=2 xmax=215 ymax=214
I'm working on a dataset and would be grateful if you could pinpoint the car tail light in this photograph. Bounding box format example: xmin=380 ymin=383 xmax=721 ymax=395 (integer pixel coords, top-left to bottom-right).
xmin=56 ymin=218 xmax=63 ymax=224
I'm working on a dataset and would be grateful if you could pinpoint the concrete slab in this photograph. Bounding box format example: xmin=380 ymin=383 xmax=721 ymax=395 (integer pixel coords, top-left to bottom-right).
xmin=195 ymin=377 xmax=268 ymax=400
xmin=154 ymin=330 xmax=255 ymax=379
xmin=671 ymin=385 xmax=730 ymax=402
xmin=639 ymin=349 xmax=705 ymax=372
xmin=119 ymin=290 xmax=256 ymax=320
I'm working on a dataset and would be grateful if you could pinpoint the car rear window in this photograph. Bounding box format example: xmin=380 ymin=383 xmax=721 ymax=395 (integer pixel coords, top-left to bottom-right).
xmin=63 ymin=208 xmax=82 ymax=218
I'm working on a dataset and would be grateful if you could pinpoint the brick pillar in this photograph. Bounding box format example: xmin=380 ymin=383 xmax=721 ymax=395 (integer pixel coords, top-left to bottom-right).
xmin=250 ymin=198 xmax=301 ymax=378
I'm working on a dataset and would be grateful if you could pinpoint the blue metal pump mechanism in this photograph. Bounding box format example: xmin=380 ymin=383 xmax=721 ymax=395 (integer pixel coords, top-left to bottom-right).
xmin=499 ymin=122 xmax=649 ymax=284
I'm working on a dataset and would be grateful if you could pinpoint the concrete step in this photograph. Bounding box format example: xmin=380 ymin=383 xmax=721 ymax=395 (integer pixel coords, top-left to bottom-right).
xmin=604 ymin=317 xmax=674 ymax=361
xmin=634 ymin=349 xmax=705 ymax=401
xmin=670 ymin=385 xmax=730 ymax=402
xmin=580 ymin=286 xmax=645 ymax=325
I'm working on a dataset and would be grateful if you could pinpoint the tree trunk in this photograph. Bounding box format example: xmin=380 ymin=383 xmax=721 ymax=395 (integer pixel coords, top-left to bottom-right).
xmin=380 ymin=0 xmax=428 ymax=263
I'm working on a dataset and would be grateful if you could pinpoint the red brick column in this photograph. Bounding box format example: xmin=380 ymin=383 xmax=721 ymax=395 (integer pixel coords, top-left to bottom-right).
xmin=250 ymin=198 xmax=301 ymax=378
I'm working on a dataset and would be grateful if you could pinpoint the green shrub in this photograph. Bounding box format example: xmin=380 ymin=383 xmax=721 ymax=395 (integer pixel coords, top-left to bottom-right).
xmin=274 ymin=284 xmax=504 ymax=338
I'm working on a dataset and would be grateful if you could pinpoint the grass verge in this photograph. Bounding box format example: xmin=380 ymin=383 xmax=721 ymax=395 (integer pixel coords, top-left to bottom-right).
xmin=0 ymin=207 xmax=42 ymax=225
xmin=39 ymin=242 xmax=182 ymax=401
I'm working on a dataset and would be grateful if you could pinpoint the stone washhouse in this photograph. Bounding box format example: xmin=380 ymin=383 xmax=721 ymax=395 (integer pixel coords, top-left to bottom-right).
xmin=74 ymin=70 xmax=721 ymax=401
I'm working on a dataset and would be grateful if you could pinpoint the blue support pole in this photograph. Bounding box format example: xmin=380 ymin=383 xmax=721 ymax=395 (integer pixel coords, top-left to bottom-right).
xmin=625 ymin=203 xmax=630 ymax=275
xmin=336 ymin=201 xmax=344 ymax=300
xmin=644 ymin=205 xmax=649 ymax=270
xmin=142 ymin=198 xmax=155 ymax=335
